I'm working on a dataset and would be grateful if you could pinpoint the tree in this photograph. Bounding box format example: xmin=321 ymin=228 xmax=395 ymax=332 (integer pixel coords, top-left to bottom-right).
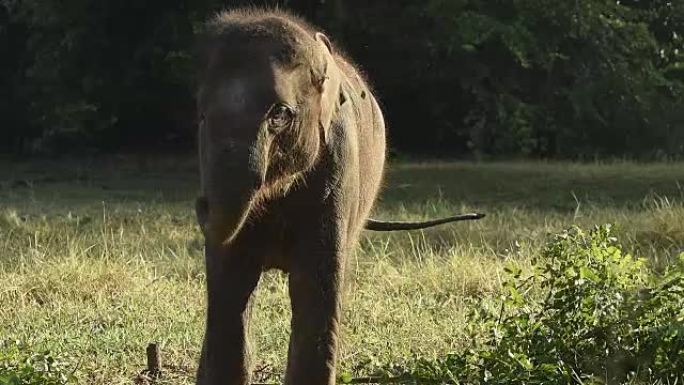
xmin=1 ymin=0 xmax=683 ymax=158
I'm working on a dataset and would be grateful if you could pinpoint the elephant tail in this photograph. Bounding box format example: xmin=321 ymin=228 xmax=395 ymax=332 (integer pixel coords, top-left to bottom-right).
xmin=364 ymin=213 xmax=485 ymax=231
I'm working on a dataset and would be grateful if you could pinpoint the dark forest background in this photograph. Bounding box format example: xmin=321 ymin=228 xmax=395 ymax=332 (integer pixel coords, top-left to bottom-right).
xmin=2 ymin=0 xmax=684 ymax=159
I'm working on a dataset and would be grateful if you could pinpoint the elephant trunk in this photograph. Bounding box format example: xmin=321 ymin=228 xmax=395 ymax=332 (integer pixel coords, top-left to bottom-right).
xmin=200 ymin=140 xmax=268 ymax=246
xmin=204 ymin=184 xmax=256 ymax=246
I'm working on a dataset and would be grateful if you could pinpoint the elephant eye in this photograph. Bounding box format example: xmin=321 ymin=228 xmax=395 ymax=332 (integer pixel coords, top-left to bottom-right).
xmin=267 ymin=104 xmax=295 ymax=132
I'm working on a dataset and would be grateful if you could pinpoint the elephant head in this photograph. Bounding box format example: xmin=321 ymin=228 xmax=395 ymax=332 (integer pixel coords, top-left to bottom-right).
xmin=195 ymin=15 xmax=345 ymax=245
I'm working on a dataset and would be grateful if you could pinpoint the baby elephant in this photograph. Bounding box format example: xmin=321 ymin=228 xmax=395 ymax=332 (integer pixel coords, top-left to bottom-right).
xmin=194 ymin=8 xmax=483 ymax=385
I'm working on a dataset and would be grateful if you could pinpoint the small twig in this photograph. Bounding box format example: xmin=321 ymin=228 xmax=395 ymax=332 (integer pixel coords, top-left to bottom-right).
xmin=251 ymin=363 xmax=276 ymax=382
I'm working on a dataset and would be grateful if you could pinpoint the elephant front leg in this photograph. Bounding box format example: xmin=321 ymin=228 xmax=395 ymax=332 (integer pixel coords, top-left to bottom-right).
xmin=197 ymin=243 xmax=261 ymax=385
xmin=285 ymin=250 xmax=346 ymax=385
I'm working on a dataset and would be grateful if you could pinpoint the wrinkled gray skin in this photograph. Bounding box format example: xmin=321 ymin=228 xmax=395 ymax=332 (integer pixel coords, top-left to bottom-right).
xmin=194 ymin=9 xmax=482 ymax=385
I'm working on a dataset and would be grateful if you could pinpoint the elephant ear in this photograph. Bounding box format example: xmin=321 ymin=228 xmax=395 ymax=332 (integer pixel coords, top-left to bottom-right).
xmin=314 ymin=32 xmax=344 ymax=144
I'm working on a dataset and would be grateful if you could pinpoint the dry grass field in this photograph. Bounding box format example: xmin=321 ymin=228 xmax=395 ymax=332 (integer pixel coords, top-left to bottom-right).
xmin=1 ymin=158 xmax=683 ymax=384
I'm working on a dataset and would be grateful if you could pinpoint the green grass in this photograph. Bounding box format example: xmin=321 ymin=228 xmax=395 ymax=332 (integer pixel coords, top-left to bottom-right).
xmin=1 ymin=158 xmax=684 ymax=384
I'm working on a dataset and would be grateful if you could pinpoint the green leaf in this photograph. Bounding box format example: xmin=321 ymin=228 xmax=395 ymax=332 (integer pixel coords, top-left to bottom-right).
xmin=338 ymin=372 xmax=354 ymax=384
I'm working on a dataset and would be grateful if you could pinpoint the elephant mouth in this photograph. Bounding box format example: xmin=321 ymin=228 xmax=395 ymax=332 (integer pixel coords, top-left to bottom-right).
xmin=199 ymin=169 xmax=262 ymax=246
xmin=201 ymin=195 xmax=254 ymax=245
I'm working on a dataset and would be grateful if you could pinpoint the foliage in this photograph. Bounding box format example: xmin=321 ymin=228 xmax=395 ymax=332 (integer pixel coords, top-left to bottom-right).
xmin=1 ymin=0 xmax=684 ymax=158
xmin=334 ymin=0 xmax=684 ymax=159
xmin=369 ymin=225 xmax=684 ymax=384
xmin=0 ymin=341 xmax=76 ymax=385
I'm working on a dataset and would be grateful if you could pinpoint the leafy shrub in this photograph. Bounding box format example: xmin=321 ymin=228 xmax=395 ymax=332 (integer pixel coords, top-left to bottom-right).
xmin=365 ymin=225 xmax=684 ymax=384
xmin=0 ymin=341 xmax=76 ymax=385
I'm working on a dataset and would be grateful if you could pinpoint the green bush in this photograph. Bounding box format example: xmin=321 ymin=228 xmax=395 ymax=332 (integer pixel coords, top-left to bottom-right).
xmin=0 ymin=341 xmax=76 ymax=385
xmin=366 ymin=225 xmax=684 ymax=384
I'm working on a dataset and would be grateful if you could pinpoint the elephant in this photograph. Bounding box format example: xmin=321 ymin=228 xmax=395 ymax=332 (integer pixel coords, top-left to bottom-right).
xmin=194 ymin=8 xmax=484 ymax=385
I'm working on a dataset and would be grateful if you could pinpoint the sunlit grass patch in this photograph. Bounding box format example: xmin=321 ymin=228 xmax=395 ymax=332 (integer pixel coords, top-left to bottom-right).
xmin=1 ymin=159 xmax=684 ymax=383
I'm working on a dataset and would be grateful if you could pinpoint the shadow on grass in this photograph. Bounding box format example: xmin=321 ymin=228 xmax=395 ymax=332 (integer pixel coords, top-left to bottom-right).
xmin=381 ymin=161 xmax=684 ymax=212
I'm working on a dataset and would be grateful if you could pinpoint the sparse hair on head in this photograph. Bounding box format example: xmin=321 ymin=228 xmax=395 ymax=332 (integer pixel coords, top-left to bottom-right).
xmin=207 ymin=7 xmax=321 ymax=40
xmin=199 ymin=7 xmax=328 ymax=65
xmin=195 ymin=7 xmax=372 ymax=97
xmin=196 ymin=7 xmax=358 ymax=69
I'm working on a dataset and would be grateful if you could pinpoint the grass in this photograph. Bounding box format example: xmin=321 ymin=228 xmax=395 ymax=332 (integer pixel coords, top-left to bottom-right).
xmin=1 ymin=158 xmax=684 ymax=384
